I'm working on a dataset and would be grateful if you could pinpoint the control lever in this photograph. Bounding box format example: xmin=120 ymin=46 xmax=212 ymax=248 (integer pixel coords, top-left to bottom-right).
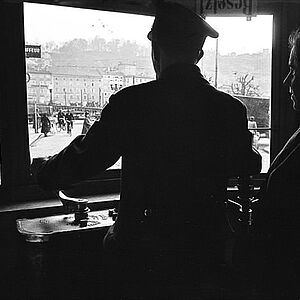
xmin=57 ymin=191 xmax=90 ymax=226
xmin=108 ymin=208 xmax=118 ymax=221
xmin=237 ymin=175 xmax=254 ymax=234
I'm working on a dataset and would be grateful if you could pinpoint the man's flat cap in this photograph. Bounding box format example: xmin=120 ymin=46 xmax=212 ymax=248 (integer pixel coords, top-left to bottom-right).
xmin=148 ymin=2 xmax=218 ymax=46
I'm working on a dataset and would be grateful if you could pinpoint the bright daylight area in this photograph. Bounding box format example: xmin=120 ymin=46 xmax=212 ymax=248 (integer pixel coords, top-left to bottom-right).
xmin=24 ymin=3 xmax=272 ymax=172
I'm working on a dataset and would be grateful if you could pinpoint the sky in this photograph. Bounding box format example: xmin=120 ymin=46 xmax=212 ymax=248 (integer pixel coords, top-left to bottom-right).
xmin=23 ymin=2 xmax=273 ymax=55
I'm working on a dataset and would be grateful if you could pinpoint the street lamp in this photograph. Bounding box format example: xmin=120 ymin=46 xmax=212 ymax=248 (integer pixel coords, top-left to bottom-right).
xmin=26 ymin=73 xmax=39 ymax=133
xmin=49 ymin=83 xmax=53 ymax=105
xmin=34 ymin=81 xmax=42 ymax=133
xmin=63 ymin=88 xmax=67 ymax=106
xmin=34 ymin=98 xmax=38 ymax=133
xmin=99 ymin=87 xmax=101 ymax=107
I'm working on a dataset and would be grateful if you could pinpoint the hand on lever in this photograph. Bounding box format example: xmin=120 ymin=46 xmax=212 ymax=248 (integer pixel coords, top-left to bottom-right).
xmin=56 ymin=191 xmax=89 ymax=218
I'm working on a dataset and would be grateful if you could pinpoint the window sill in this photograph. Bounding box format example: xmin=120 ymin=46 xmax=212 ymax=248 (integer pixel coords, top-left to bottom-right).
xmin=0 ymin=187 xmax=260 ymax=215
xmin=0 ymin=193 xmax=120 ymax=214
xmin=2 ymin=176 xmax=121 ymax=203
xmin=0 ymin=175 xmax=264 ymax=215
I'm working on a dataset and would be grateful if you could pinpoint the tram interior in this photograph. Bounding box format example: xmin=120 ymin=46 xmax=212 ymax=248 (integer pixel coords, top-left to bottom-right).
xmin=1 ymin=0 xmax=300 ymax=299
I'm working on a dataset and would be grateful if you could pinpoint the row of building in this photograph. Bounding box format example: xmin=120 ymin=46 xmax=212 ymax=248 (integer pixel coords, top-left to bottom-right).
xmin=26 ymin=63 xmax=154 ymax=108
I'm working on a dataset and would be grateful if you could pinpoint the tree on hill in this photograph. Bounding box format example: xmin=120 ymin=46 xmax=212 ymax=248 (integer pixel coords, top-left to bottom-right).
xmin=59 ymin=38 xmax=89 ymax=53
xmin=231 ymin=73 xmax=261 ymax=97
xmin=89 ymin=36 xmax=107 ymax=52
xmin=58 ymin=37 xmax=144 ymax=59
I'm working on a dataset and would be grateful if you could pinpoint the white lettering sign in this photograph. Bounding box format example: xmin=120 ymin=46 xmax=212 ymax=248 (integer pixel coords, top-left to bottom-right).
xmin=198 ymin=0 xmax=257 ymax=16
xmin=25 ymin=45 xmax=41 ymax=58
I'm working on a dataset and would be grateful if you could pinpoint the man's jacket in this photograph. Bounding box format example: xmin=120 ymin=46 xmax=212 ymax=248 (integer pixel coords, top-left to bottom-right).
xmin=37 ymin=63 xmax=261 ymax=248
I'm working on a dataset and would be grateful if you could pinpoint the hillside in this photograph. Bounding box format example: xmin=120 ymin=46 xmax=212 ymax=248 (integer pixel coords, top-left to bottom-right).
xmin=27 ymin=44 xmax=271 ymax=96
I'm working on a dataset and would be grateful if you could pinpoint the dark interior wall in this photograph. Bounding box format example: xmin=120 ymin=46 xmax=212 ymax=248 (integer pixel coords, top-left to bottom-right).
xmin=0 ymin=1 xmax=31 ymax=193
xmin=0 ymin=208 xmax=109 ymax=299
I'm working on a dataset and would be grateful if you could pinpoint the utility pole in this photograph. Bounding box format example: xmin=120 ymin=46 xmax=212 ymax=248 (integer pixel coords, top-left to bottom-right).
xmin=49 ymin=83 xmax=53 ymax=105
xmin=99 ymin=87 xmax=101 ymax=107
xmin=34 ymin=99 xmax=38 ymax=133
xmin=214 ymin=38 xmax=219 ymax=88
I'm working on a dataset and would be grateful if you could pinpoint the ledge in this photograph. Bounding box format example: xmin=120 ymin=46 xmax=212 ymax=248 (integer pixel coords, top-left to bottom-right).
xmin=0 ymin=185 xmax=261 ymax=214
xmin=0 ymin=193 xmax=120 ymax=214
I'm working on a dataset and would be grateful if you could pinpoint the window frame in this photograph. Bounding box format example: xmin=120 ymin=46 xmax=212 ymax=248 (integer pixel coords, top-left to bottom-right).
xmin=1 ymin=0 xmax=300 ymax=204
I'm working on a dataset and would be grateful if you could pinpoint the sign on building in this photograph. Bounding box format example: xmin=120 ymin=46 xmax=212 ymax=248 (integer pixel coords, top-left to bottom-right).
xmin=197 ymin=0 xmax=257 ymax=17
xmin=25 ymin=45 xmax=41 ymax=58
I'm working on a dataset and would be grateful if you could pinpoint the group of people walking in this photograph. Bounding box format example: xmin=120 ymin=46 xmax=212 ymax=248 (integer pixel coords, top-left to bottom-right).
xmin=38 ymin=109 xmax=89 ymax=136
xmin=39 ymin=109 xmax=74 ymax=136
xmin=56 ymin=109 xmax=74 ymax=135
xmin=38 ymin=109 xmax=94 ymax=138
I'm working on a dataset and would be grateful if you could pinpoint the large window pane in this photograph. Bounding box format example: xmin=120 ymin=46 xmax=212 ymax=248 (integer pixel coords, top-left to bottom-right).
xmin=24 ymin=4 xmax=272 ymax=173
xmin=200 ymin=16 xmax=272 ymax=173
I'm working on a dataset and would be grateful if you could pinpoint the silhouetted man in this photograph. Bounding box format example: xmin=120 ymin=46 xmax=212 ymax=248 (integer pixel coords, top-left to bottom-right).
xmin=258 ymin=26 xmax=300 ymax=297
xmin=37 ymin=2 xmax=261 ymax=269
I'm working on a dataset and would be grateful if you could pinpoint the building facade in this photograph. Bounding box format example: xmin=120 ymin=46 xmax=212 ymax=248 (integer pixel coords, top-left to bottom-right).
xmin=27 ymin=70 xmax=52 ymax=104
xmin=51 ymin=67 xmax=103 ymax=107
xmin=27 ymin=66 xmax=155 ymax=109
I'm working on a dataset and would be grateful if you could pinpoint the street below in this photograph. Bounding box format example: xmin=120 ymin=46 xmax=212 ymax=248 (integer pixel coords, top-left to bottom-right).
xmin=29 ymin=120 xmax=121 ymax=169
xmin=30 ymin=120 xmax=84 ymax=158
xmin=29 ymin=120 xmax=268 ymax=172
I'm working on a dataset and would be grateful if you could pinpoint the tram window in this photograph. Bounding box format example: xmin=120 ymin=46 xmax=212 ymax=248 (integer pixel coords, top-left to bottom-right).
xmin=200 ymin=16 xmax=272 ymax=173
xmin=23 ymin=3 xmax=154 ymax=170
xmin=24 ymin=3 xmax=272 ymax=174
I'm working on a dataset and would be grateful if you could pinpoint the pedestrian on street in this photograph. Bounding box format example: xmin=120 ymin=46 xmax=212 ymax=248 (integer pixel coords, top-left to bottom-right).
xmin=65 ymin=110 xmax=74 ymax=129
xmin=81 ymin=111 xmax=93 ymax=134
xmin=41 ymin=113 xmax=51 ymax=137
xmin=57 ymin=110 xmax=66 ymax=131
xmin=248 ymin=116 xmax=260 ymax=148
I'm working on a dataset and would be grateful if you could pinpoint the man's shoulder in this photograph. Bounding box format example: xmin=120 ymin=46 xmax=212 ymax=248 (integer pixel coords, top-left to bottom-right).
xmin=117 ymin=80 xmax=157 ymax=95
xmin=109 ymin=80 xmax=158 ymax=105
xmin=212 ymin=87 xmax=244 ymax=104
xmin=209 ymin=87 xmax=247 ymax=112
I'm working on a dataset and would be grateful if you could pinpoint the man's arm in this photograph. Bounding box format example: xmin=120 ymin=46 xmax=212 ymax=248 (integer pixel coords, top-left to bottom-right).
xmin=226 ymin=100 xmax=262 ymax=176
xmin=37 ymin=96 xmax=123 ymax=190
